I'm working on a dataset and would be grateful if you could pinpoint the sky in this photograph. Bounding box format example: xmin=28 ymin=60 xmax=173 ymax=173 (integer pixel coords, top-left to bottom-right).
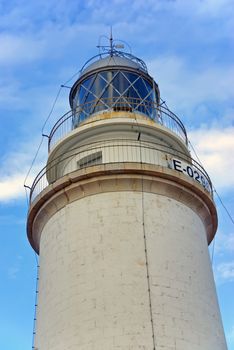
xmin=0 ymin=0 xmax=233 ymax=348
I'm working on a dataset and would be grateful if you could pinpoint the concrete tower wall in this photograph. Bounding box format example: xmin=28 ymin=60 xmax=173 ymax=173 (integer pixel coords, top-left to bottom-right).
xmin=33 ymin=175 xmax=226 ymax=350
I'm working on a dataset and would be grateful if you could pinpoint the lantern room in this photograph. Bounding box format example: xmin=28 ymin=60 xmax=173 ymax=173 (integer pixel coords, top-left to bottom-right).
xmin=69 ymin=51 xmax=160 ymax=127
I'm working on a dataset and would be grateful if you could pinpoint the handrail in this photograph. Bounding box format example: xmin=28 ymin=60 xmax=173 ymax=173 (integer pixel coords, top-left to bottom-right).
xmin=29 ymin=140 xmax=212 ymax=205
xmin=48 ymin=98 xmax=188 ymax=150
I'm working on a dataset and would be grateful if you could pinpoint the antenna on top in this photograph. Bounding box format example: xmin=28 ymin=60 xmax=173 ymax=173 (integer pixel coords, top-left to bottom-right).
xmin=110 ymin=26 xmax=114 ymax=56
xmin=97 ymin=28 xmax=127 ymax=55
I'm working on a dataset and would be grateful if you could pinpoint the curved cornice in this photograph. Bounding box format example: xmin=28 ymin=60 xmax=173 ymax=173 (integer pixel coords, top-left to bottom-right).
xmin=27 ymin=163 xmax=217 ymax=254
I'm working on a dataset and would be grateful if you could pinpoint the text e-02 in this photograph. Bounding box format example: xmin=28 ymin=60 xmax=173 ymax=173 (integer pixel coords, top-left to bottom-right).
xmin=172 ymin=159 xmax=183 ymax=172
xmin=172 ymin=159 xmax=209 ymax=191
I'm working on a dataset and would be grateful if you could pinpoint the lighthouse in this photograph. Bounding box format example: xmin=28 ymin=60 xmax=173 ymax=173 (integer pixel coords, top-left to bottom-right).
xmin=27 ymin=38 xmax=227 ymax=350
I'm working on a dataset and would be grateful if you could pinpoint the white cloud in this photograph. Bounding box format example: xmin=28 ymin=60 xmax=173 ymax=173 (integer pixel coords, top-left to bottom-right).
xmin=148 ymin=56 xmax=234 ymax=112
xmin=0 ymin=174 xmax=27 ymax=202
xmin=0 ymin=34 xmax=46 ymax=65
xmin=0 ymin=0 xmax=232 ymax=69
xmin=7 ymin=266 xmax=20 ymax=280
xmin=189 ymin=126 xmax=234 ymax=191
xmin=0 ymin=172 xmax=39 ymax=203
xmin=0 ymin=139 xmax=47 ymax=203
xmin=194 ymin=0 xmax=234 ymax=18
xmin=215 ymin=232 xmax=234 ymax=255
xmin=86 ymin=0 xmax=234 ymax=24
xmin=7 ymin=255 xmax=23 ymax=280
xmin=215 ymin=261 xmax=234 ymax=283
xmin=0 ymin=79 xmax=22 ymax=107
xmin=227 ymin=325 xmax=234 ymax=347
xmin=147 ymin=0 xmax=234 ymax=23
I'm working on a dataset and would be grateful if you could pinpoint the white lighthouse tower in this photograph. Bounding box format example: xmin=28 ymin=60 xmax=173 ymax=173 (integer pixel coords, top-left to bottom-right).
xmin=27 ymin=39 xmax=227 ymax=350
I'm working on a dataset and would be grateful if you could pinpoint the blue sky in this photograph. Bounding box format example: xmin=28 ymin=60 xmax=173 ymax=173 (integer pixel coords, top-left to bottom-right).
xmin=0 ymin=0 xmax=233 ymax=348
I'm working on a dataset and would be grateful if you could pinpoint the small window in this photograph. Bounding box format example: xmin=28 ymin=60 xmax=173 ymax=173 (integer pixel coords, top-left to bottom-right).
xmin=77 ymin=151 xmax=102 ymax=169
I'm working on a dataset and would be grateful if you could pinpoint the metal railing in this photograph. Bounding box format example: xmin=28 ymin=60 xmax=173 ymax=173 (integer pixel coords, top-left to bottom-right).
xmin=29 ymin=140 xmax=212 ymax=204
xmin=48 ymin=98 xmax=187 ymax=150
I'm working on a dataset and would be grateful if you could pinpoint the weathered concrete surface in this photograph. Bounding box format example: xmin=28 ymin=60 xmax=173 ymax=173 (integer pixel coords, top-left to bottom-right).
xmin=33 ymin=188 xmax=226 ymax=350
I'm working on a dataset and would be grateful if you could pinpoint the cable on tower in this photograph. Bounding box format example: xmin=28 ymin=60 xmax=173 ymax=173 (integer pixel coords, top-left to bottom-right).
xmin=188 ymin=140 xmax=234 ymax=226
xmin=134 ymin=115 xmax=157 ymax=350
xmin=32 ymin=252 xmax=40 ymax=349
xmin=211 ymin=236 xmax=216 ymax=265
xmin=188 ymin=138 xmax=233 ymax=271
xmin=213 ymin=189 xmax=234 ymax=225
xmin=24 ymin=68 xmax=82 ymax=202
